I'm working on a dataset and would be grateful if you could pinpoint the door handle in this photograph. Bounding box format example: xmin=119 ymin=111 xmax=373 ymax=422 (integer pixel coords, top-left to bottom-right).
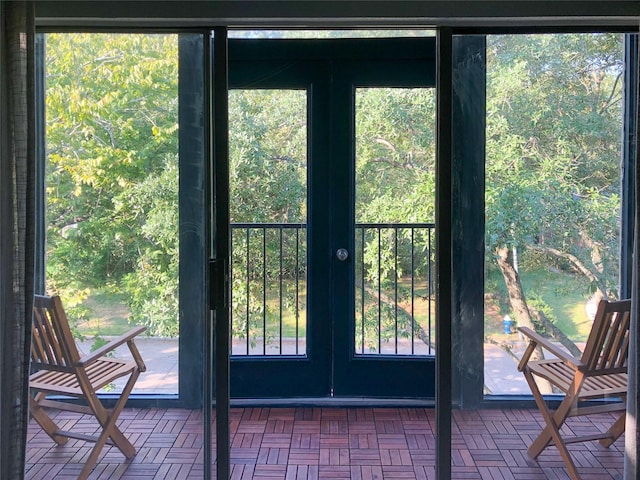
xmin=336 ymin=248 xmax=349 ymax=261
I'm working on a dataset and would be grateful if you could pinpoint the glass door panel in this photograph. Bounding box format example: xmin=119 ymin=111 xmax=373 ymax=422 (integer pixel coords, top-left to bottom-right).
xmin=43 ymin=32 xmax=181 ymax=395
xmin=483 ymin=33 xmax=626 ymax=396
xmin=229 ymin=89 xmax=308 ymax=357
xmin=354 ymin=87 xmax=436 ymax=357
xmin=38 ymin=31 xmax=208 ymax=479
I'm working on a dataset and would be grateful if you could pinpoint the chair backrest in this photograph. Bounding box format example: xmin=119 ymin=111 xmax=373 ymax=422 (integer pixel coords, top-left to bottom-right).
xmin=32 ymin=294 xmax=80 ymax=371
xmin=581 ymin=298 xmax=631 ymax=373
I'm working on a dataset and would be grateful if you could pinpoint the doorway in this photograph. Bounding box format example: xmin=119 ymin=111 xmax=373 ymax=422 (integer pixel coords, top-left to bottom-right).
xmin=227 ymin=36 xmax=437 ymax=398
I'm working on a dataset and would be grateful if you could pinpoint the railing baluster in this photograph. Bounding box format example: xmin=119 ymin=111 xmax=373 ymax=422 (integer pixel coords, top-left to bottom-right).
xmin=263 ymin=226 xmax=267 ymax=355
xmin=355 ymin=223 xmax=434 ymax=357
xmin=428 ymin=227 xmax=433 ymax=355
xmin=378 ymin=227 xmax=382 ymax=354
xmin=229 ymin=222 xmax=433 ymax=358
xmin=411 ymin=228 xmax=415 ymax=355
xmin=230 ymin=231 xmax=234 ymax=354
xmin=279 ymin=227 xmax=283 ymax=353
xmin=361 ymin=227 xmax=365 ymax=354
xmin=394 ymin=226 xmax=398 ymax=355
xmin=246 ymin=228 xmax=250 ymax=355
xmin=295 ymin=228 xmax=300 ymax=355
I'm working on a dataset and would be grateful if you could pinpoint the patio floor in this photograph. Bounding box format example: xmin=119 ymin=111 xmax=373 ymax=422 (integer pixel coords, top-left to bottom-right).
xmin=25 ymin=406 xmax=625 ymax=480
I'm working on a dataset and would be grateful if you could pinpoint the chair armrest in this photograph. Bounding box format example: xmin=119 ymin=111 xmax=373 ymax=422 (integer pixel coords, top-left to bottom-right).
xmin=517 ymin=326 xmax=584 ymax=371
xmin=77 ymin=326 xmax=146 ymax=367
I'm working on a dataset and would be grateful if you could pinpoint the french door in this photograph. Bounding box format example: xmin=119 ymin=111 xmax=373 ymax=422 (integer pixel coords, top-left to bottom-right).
xmin=227 ymin=37 xmax=437 ymax=398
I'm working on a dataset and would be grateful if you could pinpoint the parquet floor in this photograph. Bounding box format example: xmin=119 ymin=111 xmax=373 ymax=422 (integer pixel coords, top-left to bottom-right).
xmin=25 ymin=407 xmax=624 ymax=479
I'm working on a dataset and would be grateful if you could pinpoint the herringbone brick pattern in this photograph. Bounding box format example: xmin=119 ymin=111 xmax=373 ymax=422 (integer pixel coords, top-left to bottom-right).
xmin=25 ymin=407 xmax=624 ymax=479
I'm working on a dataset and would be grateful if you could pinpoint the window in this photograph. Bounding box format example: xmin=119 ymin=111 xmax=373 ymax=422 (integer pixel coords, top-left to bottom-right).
xmin=483 ymin=33 xmax=626 ymax=396
xmin=42 ymin=33 xmax=180 ymax=395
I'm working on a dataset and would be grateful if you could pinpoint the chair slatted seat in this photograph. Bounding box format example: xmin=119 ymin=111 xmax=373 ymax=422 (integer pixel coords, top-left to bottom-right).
xmin=30 ymin=294 xmax=146 ymax=480
xmin=517 ymin=298 xmax=630 ymax=480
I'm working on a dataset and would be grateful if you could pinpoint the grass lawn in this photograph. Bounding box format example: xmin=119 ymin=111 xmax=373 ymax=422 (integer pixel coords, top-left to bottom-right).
xmin=78 ymin=291 xmax=132 ymax=337
xmin=234 ymin=281 xmax=308 ymax=339
xmin=520 ymin=269 xmax=592 ymax=341
xmin=485 ymin=267 xmax=592 ymax=342
xmin=78 ymin=267 xmax=591 ymax=345
xmin=79 ymin=284 xmax=309 ymax=340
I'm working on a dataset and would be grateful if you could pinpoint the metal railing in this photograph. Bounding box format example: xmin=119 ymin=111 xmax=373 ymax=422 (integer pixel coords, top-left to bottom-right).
xmin=355 ymin=223 xmax=435 ymax=356
xmin=229 ymin=222 xmax=435 ymax=357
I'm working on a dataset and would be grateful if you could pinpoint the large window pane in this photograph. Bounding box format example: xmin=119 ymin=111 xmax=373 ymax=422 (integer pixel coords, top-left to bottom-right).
xmin=44 ymin=33 xmax=179 ymax=394
xmin=484 ymin=33 xmax=625 ymax=395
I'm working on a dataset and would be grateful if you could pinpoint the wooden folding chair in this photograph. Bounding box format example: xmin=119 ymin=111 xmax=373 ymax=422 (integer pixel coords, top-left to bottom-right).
xmin=30 ymin=294 xmax=146 ymax=480
xmin=518 ymin=298 xmax=630 ymax=480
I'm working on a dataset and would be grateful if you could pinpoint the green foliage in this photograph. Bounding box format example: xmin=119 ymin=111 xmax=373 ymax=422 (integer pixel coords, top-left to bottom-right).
xmin=229 ymin=89 xmax=307 ymax=224
xmin=45 ymin=33 xmax=179 ymax=336
xmin=121 ymin=155 xmax=179 ymax=336
xmin=355 ymin=88 xmax=436 ymax=223
xmin=486 ymin=33 xmax=623 ymax=301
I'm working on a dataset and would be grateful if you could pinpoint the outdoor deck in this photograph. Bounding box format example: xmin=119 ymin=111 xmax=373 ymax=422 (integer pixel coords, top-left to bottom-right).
xmin=25 ymin=406 xmax=624 ymax=480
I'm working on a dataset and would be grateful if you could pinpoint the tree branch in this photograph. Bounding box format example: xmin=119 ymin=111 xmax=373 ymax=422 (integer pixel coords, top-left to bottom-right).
xmin=526 ymin=244 xmax=606 ymax=295
xmin=375 ymin=137 xmax=397 ymax=154
xmin=485 ymin=337 xmax=522 ymax=364
xmin=598 ymin=70 xmax=623 ymax=115
xmin=369 ymin=156 xmax=430 ymax=174
xmin=529 ymin=306 xmax=583 ymax=358
xmin=359 ymin=282 xmax=435 ymax=351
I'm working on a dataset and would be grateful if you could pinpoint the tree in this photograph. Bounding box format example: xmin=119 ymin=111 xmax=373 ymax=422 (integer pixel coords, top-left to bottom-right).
xmin=485 ymin=33 xmax=623 ymax=350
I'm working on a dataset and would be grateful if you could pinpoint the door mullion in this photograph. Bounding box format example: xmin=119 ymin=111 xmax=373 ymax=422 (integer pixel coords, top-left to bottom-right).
xmin=435 ymin=26 xmax=454 ymax=480
xmin=328 ymin=62 xmax=356 ymax=397
xmin=307 ymin=62 xmax=335 ymax=396
xmin=212 ymin=26 xmax=230 ymax=480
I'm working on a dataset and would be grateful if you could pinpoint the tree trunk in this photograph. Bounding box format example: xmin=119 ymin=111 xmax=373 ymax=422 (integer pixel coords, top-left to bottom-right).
xmin=527 ymin=244 xmax=607 ymax=298
xmin=495 ymin=245 xmax=553 ymax=394
xmin=360 ymin=283 xmax=435 ymax=351
xmin=496 ymin=245 xmax=534 ymax=328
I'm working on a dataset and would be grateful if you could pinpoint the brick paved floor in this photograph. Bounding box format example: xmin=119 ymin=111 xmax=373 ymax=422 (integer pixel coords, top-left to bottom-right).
xmin=25 ymin=407 xmax=624 ymax=479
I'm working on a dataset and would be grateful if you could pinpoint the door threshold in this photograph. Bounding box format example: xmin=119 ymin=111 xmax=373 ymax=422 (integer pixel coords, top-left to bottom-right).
xmin=228 ymin=397 xmax=436 ymax=408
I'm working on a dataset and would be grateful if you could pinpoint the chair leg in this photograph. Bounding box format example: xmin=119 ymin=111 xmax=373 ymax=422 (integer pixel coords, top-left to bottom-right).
xmin=77 ymin=370 xmax=140 ymax=480
xmin=600 ymin=411 xmax=626 ymax=448
xmin=523 ymin=369 xmax=582 ymax=480
xmin=528 ymin=395 xmax=575 ymax=458
xmin=29 ymin=394 xmax=68 ymax=446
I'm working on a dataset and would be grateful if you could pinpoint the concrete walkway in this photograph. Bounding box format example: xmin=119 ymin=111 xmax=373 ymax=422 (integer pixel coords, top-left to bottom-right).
xmin=78 ymin=337 xmax=178 ymax=394
xmin=80 ymin=336 xmax=539 ymax=396
xmin=483 ymin=342 xmax=529 ymax=394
